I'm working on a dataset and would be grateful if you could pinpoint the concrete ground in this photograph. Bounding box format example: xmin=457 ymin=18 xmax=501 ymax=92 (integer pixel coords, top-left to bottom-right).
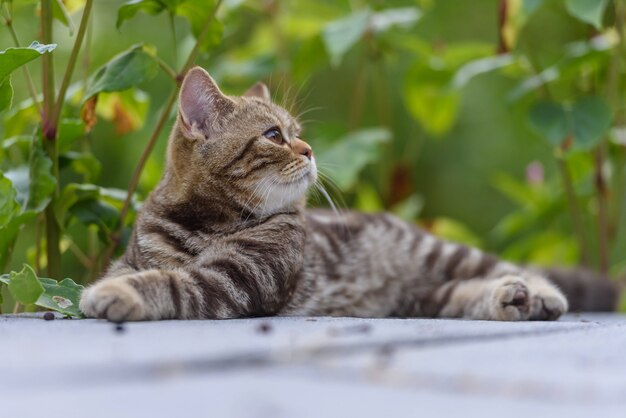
xmin=1 ymin=313 xmax=626 ymax=418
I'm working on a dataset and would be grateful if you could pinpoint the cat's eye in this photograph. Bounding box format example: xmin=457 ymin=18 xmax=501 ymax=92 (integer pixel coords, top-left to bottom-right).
xmin=263 ymin=127 xmax=285 ymax=145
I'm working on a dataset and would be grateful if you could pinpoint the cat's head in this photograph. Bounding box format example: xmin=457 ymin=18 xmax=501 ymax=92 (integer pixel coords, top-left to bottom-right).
xmin=168 ymin=66 xmax=316 ymax=216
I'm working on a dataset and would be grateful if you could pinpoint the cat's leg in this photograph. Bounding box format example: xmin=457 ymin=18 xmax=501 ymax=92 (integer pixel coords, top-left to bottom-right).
xmin=79 ymin=269 xmax=206 ymax=321
xmin=427 ymin=273 xmax=568 ymax=321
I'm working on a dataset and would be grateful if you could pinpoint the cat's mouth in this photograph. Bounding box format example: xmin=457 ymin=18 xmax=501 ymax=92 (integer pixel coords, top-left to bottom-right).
xmin=281 ymin=158 xmax=317 ymax=188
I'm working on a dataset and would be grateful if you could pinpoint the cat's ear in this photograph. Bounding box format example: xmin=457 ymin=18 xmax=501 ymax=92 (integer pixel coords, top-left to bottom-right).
xmin=243 ymin=81 xmax=271 ymax=102
xmin=178 ymin=66 xmax=235 ymax=140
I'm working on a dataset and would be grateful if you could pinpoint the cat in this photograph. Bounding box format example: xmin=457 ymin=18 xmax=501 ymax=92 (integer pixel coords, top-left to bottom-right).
xmin=79 ymin=66 xmax=612 ymax=322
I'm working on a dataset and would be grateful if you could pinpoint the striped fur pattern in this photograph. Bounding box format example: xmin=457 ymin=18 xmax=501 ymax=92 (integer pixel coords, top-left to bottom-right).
xmin=80 ymin=66 xmax=568 ymax=322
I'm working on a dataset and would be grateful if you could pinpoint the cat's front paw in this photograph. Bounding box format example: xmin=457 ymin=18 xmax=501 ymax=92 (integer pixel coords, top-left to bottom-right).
xmin=489 ymin=276 xmax=532 ymax=321
xmin=80 ymin=279 xmax=146 ymax=322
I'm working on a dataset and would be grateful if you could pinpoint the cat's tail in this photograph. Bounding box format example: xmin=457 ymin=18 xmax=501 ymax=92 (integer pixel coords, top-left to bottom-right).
xmin=541 ymin=267 xmax=621 ymax=312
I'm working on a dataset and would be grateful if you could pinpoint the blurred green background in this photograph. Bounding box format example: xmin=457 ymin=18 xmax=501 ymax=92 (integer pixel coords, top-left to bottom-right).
xmin=1 ymin=0 xmax=625 ymax=312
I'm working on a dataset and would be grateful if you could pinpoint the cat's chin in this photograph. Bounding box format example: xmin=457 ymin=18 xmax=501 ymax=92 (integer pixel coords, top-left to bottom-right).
xmin=255 ymin=169 xmax=314 ymax=216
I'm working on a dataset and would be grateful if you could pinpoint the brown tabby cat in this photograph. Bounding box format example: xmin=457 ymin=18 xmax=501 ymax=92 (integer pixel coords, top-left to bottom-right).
xmin=80 ymin=66 xmax=607 ymax=322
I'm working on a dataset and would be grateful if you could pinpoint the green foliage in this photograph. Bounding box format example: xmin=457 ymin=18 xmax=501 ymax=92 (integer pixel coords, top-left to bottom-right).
xmin=0 ymin=42 xmax=56 ymax=111
xmin=0 ymin=172 xmax=19 ymax=227
xmin=564 ymin=0 xmax=609 ymax=29
xmin=318 ymin=128 xmax=391 ymax=190
xmin=0 ymin=42 xmax=56 ymax=80
xmin=52 ymin=0 xmax=76 ymax=35
xmin=321 ymin=10 xmax=370 ymax=67
xmin=0 ymin=76 xmax=12 ymax=112
xmin=37 ymin=277 xmax=84 ymax=318
xmin=321 ymin=7 xmax=421 ymax=66
xmin=84 ymin=44 xmax=159 ymax=100
xmin=6 ymin=264 xmax=44 ymax=305
xmin=528 ymin=97 xmax=613 ymax=150
xmin=117 ymin=0 xmax=222 ymax=51
xmin=0 ymin=264 xmax=84 ymax=317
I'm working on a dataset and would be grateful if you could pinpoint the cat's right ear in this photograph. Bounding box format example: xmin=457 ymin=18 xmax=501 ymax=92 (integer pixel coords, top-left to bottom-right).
xmin=178 ymin=66 xmax=235 ymax=140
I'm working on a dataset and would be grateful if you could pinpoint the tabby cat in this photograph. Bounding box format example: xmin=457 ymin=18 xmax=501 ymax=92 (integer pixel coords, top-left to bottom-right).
xmin=80 ymin=66 xmax=611 ymax=322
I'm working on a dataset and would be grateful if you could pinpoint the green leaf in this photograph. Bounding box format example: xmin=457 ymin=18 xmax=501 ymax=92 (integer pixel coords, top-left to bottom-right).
xmin=569 ymin=97 xmax=613 ymax=149
xmin=7 ymin=264 xmax=44 ymax=305
xmin=177 ymin=0 xmax=223 ymax=51
xmin=391 ymin=194 xmax=424 ymax=221
xmin=0 ymin=212 xmax=37 ymax=269
xmin=404 ymin=62 xmax=459 ymax=136
xmin=52 ymin=0 xmax=75 ymax=35
xmin=528 ymin=97 xmax=612 ymax=150
xmin=61 ymin=151 xmax=102 ymax=182
xmin=0 ymin=42 xmax=57 ymax=81
xmin=292 ymin=35 xmax=328 ymax=82
xmin=4 ymin=136 xmax=56 ymax=213
xmin=55 ymin=183 xmax=100 ymax=226
xmin=116 ymin=0 xmax=173 ymax=28
xmin=508 ymin=33 xmax=615 ymax=103
xmin=58 ymin=118 xmax=86 ymax=153
xmin=0 ymin=172 xmax=20 ymax=228
xmin=84 ymin=44 xmax=159 ymax=100
xmin=451 ymin=54 xmax=516 ymax=89
xmin=565 ymin=0 xmax=608 ymax=29
xmin=354 ymin=183 xmax=384 ymax=212
xmin=369 ymin=7 xmax=421 ymax=33
xmin=0 ymin=75 xmax=13 ymax=112
xmin=71 ymin=199 xmax=120 ymax=242
xmin=321 ymin=10 xmax=369 ymax=67
xmin=318 ymin=128 xmax=392 ymax=190
xmin=528 ymin=101 xmax=568 ymax=147
xmin=117 ymin=1 xmax=221 ymax=51
xmin=2 ymin=97 xmax=40 ymax=137
xmin=431 ymin=217 xmax=482 ymax=247
xmin=37 ymin=277 xmax=85 ymax=318
xmin=28 ymin=138 xmax=57 ymax=212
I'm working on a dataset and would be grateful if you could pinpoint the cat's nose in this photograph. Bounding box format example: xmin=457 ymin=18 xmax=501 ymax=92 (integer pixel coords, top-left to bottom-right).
xmin=294 ymin=139 xmax=313 ymax=160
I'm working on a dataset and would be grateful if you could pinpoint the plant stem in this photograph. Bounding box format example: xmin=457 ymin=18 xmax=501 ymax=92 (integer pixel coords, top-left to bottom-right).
xmin=35 ymin=214 xmax=42 ymax=275
xmin=2 ymin=10 xmax=42 ymax=115
xmin=43 ymin=138 xmax=61 ymax=279
xmin=41 ymin=0 xmax=55 ymax=128
xmin=594 ymin=144 xmax=610 ymax=274
xmin=557 ymin=155 xmax=591 ymax=267
xmin=100 ymin=0 xmax=223 ymax=271
xmin=50 ymin=0 xmax=93 ymax=131
xmin=68 ymin=239 xmax=93 ymax=269
xmin=169 ymin=12 xmax=178 ymax=66
xmin=41 ymin=0 xmax=62 ymax=279
xmin=609 ymin=0 xmax=626 ymax=245
xmin=181 ymin=0 xmax=223 ymax=75
xmin=154 ymin=55 xmax=178 ymax=82
xmin=349 ymin=47 xmax=369 ymax=129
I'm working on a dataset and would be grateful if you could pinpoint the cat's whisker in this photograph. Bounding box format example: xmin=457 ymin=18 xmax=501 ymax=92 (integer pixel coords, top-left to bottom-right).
xmin=317 ymin=170 xmax=345 ymax=198
xmin=315 ymin=183 xmax=340 ymax=217
xmin=241 ymin=176 xmax=272 ymax=219
xmin=296 ymin=106 xmax=324 ymax=120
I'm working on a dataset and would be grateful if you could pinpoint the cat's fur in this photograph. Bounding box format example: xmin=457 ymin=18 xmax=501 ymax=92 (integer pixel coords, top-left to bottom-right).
xmin=81 ymin=66 xmax=577 ymax=322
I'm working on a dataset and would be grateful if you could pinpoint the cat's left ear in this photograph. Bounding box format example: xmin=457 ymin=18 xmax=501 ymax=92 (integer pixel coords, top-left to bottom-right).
xmin=179 ymin=66 xmax=236 ymax=140
xmin=243 ymin=82 xmax=271 ymax=102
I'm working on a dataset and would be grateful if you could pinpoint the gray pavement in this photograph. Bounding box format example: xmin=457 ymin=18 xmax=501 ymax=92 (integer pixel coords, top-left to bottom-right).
xmin=2 ymin=313 xmax=626 ymax=417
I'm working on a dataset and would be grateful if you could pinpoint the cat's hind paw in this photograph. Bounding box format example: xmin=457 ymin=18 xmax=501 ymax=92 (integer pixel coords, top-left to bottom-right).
xmin=489 ymin=276 xmax=532 ymax=321
xmin=527 ymin=276 xmax=568 ymax=321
